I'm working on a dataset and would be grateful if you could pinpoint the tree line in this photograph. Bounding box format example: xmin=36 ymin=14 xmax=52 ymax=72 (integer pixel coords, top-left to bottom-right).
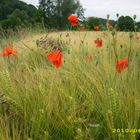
xmin=0 ymin=0 xmax=140 ymax=31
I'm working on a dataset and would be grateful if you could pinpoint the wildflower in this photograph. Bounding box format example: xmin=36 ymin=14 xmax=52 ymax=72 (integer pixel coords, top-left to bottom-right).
xmin=109 ymin=25 xmax=113 ymax=29
xmin=94 ymin=38 xmax=103 ymax=48
xmin=2 ymin=45 xmax=16 ymax=57
xmin=94 ymin=26 xmax=99 ymax=31
xmin=116 ymin=58 xmax=128 ymax=73
xmin=47 ymin=51 xmax=62 ymax=68
xmin=68 ymin=15 xmax=78 ymax=27
xmin=81 ymin=26 xmax=85 ymax=31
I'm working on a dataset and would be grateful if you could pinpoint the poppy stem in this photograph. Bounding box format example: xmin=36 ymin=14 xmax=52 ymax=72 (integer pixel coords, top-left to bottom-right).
xmin=112 ymin=35 xmax=118 ymax=61
xmin=128 ymin=36 xmax=133 ymax=63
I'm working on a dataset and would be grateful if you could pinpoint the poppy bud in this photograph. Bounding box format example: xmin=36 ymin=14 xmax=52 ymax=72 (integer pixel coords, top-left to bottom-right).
xmin=129 ymin=32 xmax=133 ymax=39
xmin=116 ymin=13 xmax=119 ymax=18
xmin=107 ymin=14 xmax=110 ymax=19
xmin=112 ymin=29 xmax=116 ymax=36
xmin=133 ymin=15 xmax=136 ymax=20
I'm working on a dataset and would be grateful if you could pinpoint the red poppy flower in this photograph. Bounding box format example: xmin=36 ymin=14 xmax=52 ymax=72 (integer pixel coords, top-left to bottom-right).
xmin=2 ymin=45 xmax=16 ymax=57
xmin=94 ymin=26 xmax=99 ymax=31
xmin=116 ymin=58 xmax=128 ymax=73
xmin=68 ymin=15 xmax=78 ymax=27
xmin=109 ymin=25 xmax=113 ymax=29
xmin=47 ymin=51 xmax=63 ymax=68
xmin=81 ymin=26 xmax=85 ymax=31
xmin=94 ymin=38 xmax=103 ymax=48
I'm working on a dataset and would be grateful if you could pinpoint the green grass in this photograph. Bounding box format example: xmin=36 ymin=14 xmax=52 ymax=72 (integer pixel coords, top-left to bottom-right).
xmin=0 ymin=30 xmax=140 ymax=140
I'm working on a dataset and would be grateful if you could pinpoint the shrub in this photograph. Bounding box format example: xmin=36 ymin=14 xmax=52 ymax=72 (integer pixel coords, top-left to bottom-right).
xmin=118 ymin=16 xmax=134 ymax=31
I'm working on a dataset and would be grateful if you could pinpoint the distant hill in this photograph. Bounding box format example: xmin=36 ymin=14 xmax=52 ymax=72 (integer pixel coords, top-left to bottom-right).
xmin=0 ymin=0 xmax=38 ymax=21
xmin=86 ymin=16 xmax=116 ymax=25
xmin=86 ymin=16 xmax=116 ymax=30
xmin=0 ymin=0 xmax=43 ymax=29
xmin=99 ymin=18 xmax=116 ymax=26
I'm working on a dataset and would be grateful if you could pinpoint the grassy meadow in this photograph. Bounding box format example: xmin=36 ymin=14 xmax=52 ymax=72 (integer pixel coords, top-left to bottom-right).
xmin=0 ymin=29 xmax=140 ymax=140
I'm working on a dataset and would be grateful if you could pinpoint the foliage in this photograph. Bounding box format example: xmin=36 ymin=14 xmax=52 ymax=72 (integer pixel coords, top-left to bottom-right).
xmin=86 ymin=17 xmax=116 ymax=30
xmin=86 ymin=17 xmax=102 ymax=30
xmin=0 ymin=0 xmax=43 ymax=29
xmin=39 ymin=0 xmax=84 ymax=29
xmin=0 ymin=9 xmax=30 ymax=29
xmin=118 ymin=16 xmax=135 ymax=31
xmin=136 ymin=22 xmax=140 ymax=31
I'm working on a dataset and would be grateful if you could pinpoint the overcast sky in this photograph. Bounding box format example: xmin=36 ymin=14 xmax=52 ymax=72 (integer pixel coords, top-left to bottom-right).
xmin=21 ymin=0 xmax=140 ymax=21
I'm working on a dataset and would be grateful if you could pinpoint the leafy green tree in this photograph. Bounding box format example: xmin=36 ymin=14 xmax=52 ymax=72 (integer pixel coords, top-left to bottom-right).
xmin=0 ymin=9 xmax=29 ymax=29
xmin=58 ymin=0 xmax=84 ymax=28
xmin=136 ymin=22 xmax=140 ymax=31
xmin=39 ymin=0 xmax=84 ymax=29
xmin=87 ymin=17 xmax=102 ymax=30
xmin=118 ymin=16 xmax=134 ymax=31
xmin=0 ymin=0 xmax=43 ymax=29
xmin=39 ymin=0 xmax=56 ymax=28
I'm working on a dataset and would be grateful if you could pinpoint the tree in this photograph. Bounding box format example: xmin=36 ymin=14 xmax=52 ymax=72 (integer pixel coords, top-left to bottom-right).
xmin=39 ymin=0 xmax=84 ymax=29
xmin=118 ymin=16 xmax=134 ymax=31
xmin=87 ymin=17 xmax=102 ymax=30
xmin=39 ymin=0 xmax=56 ymax=28
xmin=0 ymin=0 xmax=43 ymax=29
xmin=0 ymin=9 xmax=29 ymax=29
xmin=136 ymin=22 xmax=140 ymax=31
xmin=59 ymin=0 xmax=84 ymax=27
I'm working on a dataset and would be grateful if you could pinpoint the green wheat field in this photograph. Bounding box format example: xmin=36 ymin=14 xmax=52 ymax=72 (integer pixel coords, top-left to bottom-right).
xmin=0 ymin=29 xmax=140 ymax=140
